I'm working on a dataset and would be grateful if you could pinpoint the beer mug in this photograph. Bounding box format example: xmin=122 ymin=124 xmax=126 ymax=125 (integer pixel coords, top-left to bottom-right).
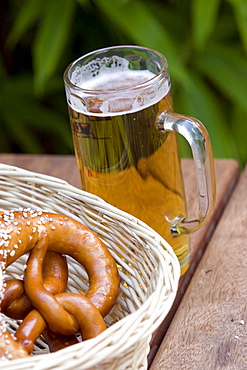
xmin=64 ymin=45 xmax=216 ymax=275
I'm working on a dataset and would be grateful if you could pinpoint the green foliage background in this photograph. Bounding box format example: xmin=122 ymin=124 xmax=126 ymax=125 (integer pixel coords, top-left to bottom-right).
xmin=0 ymin=0 xmax=247 ymax=167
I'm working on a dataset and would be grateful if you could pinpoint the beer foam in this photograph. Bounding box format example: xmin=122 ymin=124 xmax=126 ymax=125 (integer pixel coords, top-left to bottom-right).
xmin=79 ymin=69 xmax=155 ymax=91
xmin=67 ymin=56 xmax=169 ymax=116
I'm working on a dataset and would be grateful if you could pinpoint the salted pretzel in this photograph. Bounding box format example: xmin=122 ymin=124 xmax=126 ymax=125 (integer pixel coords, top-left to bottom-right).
xmin=0 ymin=209 xmax=119 ymax=360
xmin=15 ymin=234 xmax=107 ymax=354
xmin=1 ymin=249 xmax=73 ymax=354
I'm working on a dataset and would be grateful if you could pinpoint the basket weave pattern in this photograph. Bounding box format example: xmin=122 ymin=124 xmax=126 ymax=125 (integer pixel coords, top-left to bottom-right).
xmin=0 ymin=163 xmax=180 ymax=370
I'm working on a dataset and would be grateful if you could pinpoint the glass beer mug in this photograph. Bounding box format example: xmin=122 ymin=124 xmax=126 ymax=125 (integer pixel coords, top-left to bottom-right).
xmin=64 ymin=45 xmax=216 ymax=275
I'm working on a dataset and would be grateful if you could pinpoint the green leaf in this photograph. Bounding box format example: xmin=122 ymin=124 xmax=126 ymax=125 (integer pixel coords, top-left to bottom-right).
xmin=174 ymin=70 xmax=239 ymax=160
xmin=3 ymin=112 xmax=45 ymax=153
xmin=194 ymin=43 xmax=247 ymax=111
xmin=231 ymin=104 xmax=247 ymax=167
xmin=191 ymin=0 xmax=222 ymax=50
xmin=93 ymin=0 xmax=193 ymax=97
xmin=227 ymin=0 xmax=247 ymax=54
xmin=93 ymin=0 xmax=179 ymax=66
xmin=33 ymin=0 xmax=76 ymax=95
xmin=76 ymin=0 xmax=89 ymax=5
xmin=0 ymin=74 xmax=73 ymax=153
xmin=6 ymin=0 xmax=42 ymax=49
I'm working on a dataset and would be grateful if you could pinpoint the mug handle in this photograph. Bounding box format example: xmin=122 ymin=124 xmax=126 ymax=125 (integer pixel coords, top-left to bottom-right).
xmin=157 ymin=112 xmax=216 ymax=235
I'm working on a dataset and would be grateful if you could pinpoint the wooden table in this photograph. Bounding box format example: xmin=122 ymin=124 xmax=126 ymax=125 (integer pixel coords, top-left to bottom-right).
xmin=0 ymin=154 xmax=241 ymax=368
xmin=150 ymin=163 xmax=247 ymax=370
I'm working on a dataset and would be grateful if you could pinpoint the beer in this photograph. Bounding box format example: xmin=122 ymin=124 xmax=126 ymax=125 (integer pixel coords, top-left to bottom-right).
xmin=67 ymin=68 xmax=190 ymax=274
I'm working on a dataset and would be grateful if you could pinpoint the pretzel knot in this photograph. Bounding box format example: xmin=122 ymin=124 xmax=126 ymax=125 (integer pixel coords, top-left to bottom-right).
xmin=0 ymin=210 xmax=119 ymax=360
xmin=1 ymin=233 xmax=106 ymax=355
xmin=25 ymin=233 xmax=106 ymax=341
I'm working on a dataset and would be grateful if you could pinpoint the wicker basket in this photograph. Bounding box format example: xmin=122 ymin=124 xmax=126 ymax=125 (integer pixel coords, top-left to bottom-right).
xmin=0 ymin=163 xmax=180 ymax=370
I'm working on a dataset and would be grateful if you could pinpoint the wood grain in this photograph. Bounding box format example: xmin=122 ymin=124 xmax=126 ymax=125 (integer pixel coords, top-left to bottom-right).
xmin=150 ymin=164 xmax=247 ymax=370
xmin=148 ymin=159 xmax=240 ymax=365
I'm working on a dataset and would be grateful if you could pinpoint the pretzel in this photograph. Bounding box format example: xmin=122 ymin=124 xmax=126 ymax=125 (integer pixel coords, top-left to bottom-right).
xmin=0 ymin=209 xmax=119 ymax=315
xmin=15 ymin=234 xmax=107 ymax=353
xmin=0 ymin=250 xmax=72 ymax=357
xmin=42 ymin=328 xmax=79 ymax=353
xmin=1 ymin=250 xmax=71 ymax=354
xmin=0 ymin=330 xmax=30 ymax=360
xmin=0 ymin=209 xmax=119 ymax=360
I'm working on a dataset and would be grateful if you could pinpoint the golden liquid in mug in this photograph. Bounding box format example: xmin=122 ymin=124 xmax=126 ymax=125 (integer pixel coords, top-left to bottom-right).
xmin=68 ymin=71 xmax=190 ymax=275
